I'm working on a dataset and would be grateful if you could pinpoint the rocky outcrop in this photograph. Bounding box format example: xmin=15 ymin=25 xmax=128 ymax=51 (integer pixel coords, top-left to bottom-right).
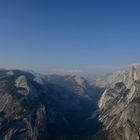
xmin=98 ymin=65 xmax=140 ymax=140
xmin=0 ymin=70 xmax=48 ymax=140
xmin=15 ymin=75 xmax=30 ymax=95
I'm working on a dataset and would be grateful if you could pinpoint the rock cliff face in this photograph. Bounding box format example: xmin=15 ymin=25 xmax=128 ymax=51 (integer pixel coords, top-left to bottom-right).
xmin=0 ymin=70 xmax=103 ymax=140
xmin=98 ymin=65 xmax=140 ymax=140
xmin=0 ymin=70 xmax=47 ymax=140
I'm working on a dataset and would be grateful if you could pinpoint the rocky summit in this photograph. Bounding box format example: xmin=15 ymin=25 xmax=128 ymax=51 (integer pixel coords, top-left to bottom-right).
xmin=98 ymin=64 xmax=140 ymax=140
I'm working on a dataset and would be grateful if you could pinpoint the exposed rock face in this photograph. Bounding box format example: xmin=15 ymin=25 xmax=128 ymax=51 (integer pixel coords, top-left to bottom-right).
xmin=94 ymin=64 xmax=140 ymax=88
xmin=0 ymin=70 xmax=103 ymax=140
xmin=33 ymin=75 xmax=46 ymax=85
xmin=98 ymin=65 xmax=140 ymax=140
xmin=0 ymin=70 xmax=47 ymax=140
xmin=15 ymin=75 xmax=30 ymax=95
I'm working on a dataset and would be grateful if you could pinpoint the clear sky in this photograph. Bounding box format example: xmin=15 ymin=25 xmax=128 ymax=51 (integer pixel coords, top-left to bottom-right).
xmin=0 ymin=0 xmax=140 ymax=74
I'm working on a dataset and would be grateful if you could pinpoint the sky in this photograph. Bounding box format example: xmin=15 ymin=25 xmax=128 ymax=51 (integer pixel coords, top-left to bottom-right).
xmin=0 ymin=0 xmax=140 ymax=75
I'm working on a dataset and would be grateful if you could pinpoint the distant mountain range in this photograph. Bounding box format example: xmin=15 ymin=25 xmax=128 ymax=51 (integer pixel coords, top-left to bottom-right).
xmin=0 ymin=65 xmax=140 ymax=140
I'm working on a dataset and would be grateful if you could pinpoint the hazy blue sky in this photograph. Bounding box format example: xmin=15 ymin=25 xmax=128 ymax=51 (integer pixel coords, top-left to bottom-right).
xmin=0 ymin=0 xmax=140 ymax=74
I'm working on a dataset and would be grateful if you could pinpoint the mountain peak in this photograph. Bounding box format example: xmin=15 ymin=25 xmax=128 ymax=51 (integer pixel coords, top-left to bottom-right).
xmin=98 ymin=64 xmax=140 ymax=140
